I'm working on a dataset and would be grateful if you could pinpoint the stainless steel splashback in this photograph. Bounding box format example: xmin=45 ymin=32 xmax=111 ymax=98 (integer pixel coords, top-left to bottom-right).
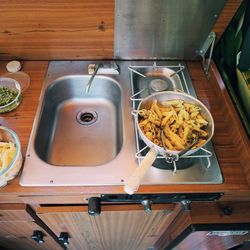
xmin=114 ymin=0 xmax=227 ymax=60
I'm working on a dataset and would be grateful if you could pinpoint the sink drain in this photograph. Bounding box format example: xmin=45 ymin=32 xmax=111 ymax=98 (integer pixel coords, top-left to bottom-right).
xmin=76 ymin=111 xmax=98 ymax=126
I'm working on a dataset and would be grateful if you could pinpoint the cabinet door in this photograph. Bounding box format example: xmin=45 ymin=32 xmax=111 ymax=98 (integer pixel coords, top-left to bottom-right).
xmin=0 ymin=204 xmax=63 ymax=250
xmin=37 ymin=203 xmax=178 ymax=250
xmin=154 ymin=201 xmax=250 ymax=250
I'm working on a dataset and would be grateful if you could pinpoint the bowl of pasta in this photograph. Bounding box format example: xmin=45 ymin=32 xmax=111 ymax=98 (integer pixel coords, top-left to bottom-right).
xmin=0 ymin=126 xmax=23 ymax=187
xmin=124 ymin=91 xmax=214 ymax=194
xmin=136 ymin=91 xmax=214 ymax=156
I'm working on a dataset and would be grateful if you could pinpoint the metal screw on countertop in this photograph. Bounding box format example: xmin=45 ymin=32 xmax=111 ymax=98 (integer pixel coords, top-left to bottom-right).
xmin=180 ymin=200 xmax=191 ymax=211
xmin=141 ymin=199 xmax=152 ymax=213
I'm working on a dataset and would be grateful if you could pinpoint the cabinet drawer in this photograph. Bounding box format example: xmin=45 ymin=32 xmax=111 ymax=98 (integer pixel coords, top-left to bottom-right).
xmin=0 ymin=204 xmax=63 ymax=250
xmin=37 ymin=203 xmax=177 ymax=250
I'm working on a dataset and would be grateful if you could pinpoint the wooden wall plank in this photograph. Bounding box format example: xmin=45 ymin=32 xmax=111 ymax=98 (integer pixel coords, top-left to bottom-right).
xmin=0 ymin=0 xmax=242 ymax=60
xmin=213 ymin=0 xmax=243 ymax=41
xmin=0 ymin=0 xmax=114 ymax=60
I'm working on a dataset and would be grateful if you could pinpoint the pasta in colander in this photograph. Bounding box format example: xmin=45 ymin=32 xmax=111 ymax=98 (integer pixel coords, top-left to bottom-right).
xmin=138 ymin=99 xmax=209 ymax=151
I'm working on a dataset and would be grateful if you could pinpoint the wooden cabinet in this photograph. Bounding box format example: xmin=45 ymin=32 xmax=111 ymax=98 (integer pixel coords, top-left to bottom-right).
xmin=0 ymin=204 xmax=63 ymax=250
xmin=154 ymin=202 xmax=250 ymax=250
xmin=37 ymin=203 xmax=179 ymax=250
xmin=2 ymin=202 xmax=250 ymax=250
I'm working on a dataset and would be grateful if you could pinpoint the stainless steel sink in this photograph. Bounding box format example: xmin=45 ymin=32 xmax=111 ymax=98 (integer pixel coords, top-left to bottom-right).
xmin=20 ymin=60 xmax=222 ymax=187
xmin=35 ymin=75 xmax=123 ymax=166
xmin=20 ymin=61 xmax=137 ymax=186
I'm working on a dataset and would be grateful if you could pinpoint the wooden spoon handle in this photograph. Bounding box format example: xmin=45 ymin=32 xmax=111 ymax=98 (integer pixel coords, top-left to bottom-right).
xmin=124 ymin=148 xmax=157 ymax=195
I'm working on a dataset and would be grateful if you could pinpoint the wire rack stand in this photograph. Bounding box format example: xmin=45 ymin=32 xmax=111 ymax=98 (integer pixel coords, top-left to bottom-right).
xmin=129 ymin=62 xmax=213 ymax=173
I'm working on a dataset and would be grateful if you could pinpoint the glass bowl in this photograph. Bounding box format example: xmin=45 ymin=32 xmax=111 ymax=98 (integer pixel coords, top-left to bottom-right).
xmin=2 ymin=71 xmax=30 ymax=93
xmin=0 ymin=126 xmax=23 ymax=187
xmin=0 ymin=77 xmax=21 ymax=113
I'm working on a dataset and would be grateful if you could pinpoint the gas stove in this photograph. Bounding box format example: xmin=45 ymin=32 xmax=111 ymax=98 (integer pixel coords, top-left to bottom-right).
xmin=129 ymin=61 xmax=223 ymax=184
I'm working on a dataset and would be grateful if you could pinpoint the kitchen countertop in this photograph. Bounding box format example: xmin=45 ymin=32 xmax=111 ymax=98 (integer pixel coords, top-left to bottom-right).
xmin=0 ymin=60 xmax=250 ymax=203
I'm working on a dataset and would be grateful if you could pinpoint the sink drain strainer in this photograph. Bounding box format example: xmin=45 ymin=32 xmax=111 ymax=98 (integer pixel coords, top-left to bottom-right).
xmin=76 ymin=111 xmax=98 ymax=126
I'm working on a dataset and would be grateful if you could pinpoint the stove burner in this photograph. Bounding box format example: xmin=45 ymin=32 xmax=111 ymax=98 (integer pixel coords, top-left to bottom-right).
xmin=130 ymin=62 xmax=223 ymax=184
xmin=149 ymin=78 xmax=169 ymax=92
xmin=130 ymin=67 xmax=183 ymax=97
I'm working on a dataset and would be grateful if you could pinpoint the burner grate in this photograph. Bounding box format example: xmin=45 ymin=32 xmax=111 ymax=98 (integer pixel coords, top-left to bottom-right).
xmin=129 ymin=61 xmax=223 ymax=184
xmin=135 ymin=145 xmax=212 ymax=173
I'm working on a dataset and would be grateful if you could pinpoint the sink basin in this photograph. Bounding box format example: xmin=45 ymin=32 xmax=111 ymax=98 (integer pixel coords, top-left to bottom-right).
xmin=35 ymin=75 xmax=123 ymax=166
xmin=20 ymin=61 xmax=136 ymax=186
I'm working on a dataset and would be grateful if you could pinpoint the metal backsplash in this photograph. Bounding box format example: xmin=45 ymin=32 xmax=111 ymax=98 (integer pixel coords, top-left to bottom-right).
xmin=114 ymin=0 xmax=227 ymax=60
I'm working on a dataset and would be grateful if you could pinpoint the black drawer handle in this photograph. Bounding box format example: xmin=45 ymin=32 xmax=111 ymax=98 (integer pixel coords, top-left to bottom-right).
xmin=88 ymin=197 xmax=101 ymax=216
xmin=58 ymin=232 xmax=69 ymax=246
xmin=31 ymin=230 xmax=44 ymax=244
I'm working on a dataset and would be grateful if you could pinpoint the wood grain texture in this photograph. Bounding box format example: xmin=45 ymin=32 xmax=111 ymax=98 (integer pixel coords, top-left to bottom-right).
xmin=0 ymin=221 xmax=62 ymax=250
xmin=187 ymin=61 xmax=250 ymax=191
xmin=0 ymin=0 xmax=114 ymax=60
xmin=174 ymin=230 xmax=250 ymax=250
xmin=152 ymin=203 xmax=184 ymax=249
xmin=0 ymin=203 xmax=62 ymax=250
xmin=212 ymin=0 xmax=243 ymax=41
xmin=154 ymin=206 xmax=192 ymax=250
xmin=0 ymin=61 xmax=48 ymax=156
xmin=0 ymin=203 xmax=32 ymax=221
xmin=154 ymin=201 xmax=250 ymax=250
xmin=209 ymin=63 xmax=250 ymax=189
xmin=37 ymin=204 xmax=175 ymax=250
xmin=190 ymin=201 xmax=250 ymax=224
xmin=0 ymin=0 xmax=242 ymax=60
xmin=0 ymin=60 xmax=250 ymax=201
